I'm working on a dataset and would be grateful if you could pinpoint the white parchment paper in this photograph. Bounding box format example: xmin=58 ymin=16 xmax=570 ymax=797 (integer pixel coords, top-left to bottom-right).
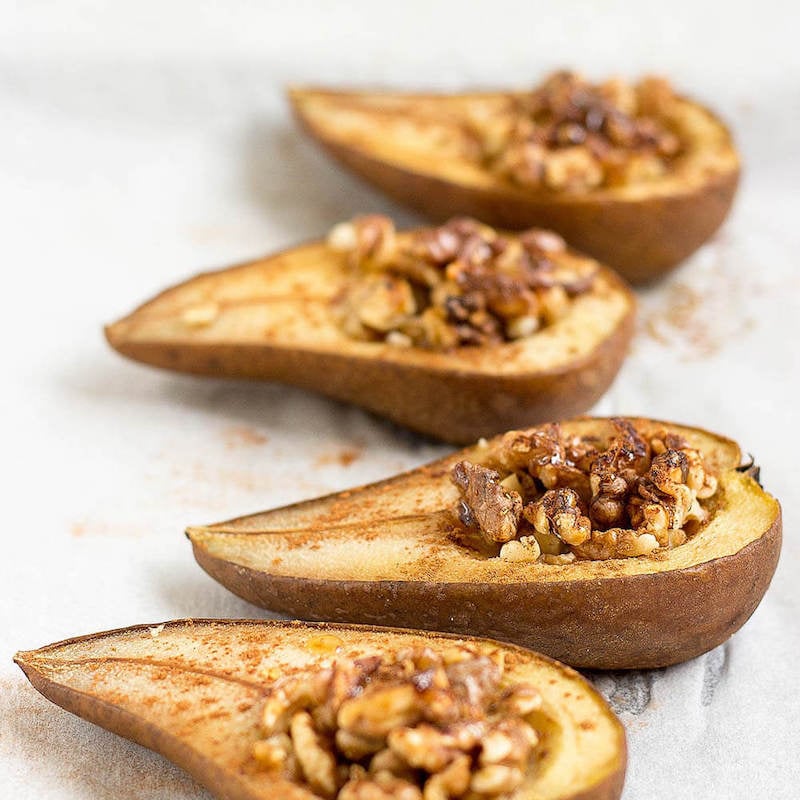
xmin=2 ymin=2 xmax=798 ymax=798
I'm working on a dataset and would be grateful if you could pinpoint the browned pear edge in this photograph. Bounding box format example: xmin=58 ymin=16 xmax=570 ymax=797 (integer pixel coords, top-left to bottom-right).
xmin=190 ymin=518 xmax=781 ymax=670
xmin=187 ymin=419 xmax=782 ymax=670
xmin=289 ymin=88 xmax=740 ymax=284
xmin=104 ymin=252 xmax=635 ymax=445
xmin=14 ymin=620 xmax=627 ymax=800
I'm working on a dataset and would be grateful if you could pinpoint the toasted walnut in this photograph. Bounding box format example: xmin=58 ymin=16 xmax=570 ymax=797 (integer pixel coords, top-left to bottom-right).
xmin=262 ymin=669 xmax=331 ymax=734
xmin=499 ymin=423 xmax=591 ymax=500
xmin=342 ymin=274 xmax=416 ymax=335
xmin=470 ymin=764 xmax=525 ymax=796
xmin=476 ymin=71 xmax=682 ymax=192
xmin=572 ymin=528 xmax=660 ymax=560
xmin=254 ymin=646 xmax=543 ymax=800
xmin=524 ymin=488 xmax=591 ymax=546
xmin=339 ymin=774 xmax=423 ymax=800
xmin=369 ymin=748 xmax=417 ymax=782
xmin=423 ymin=753 xmax=471 ymax=800
xmin=332 ymin=215 xmax=597 ymax=351
xmin=628 ymin=449 xmax=706 ymax=546
xmin=291 ymin=711 xmax=340 ymax=799
xmin=387 ymin=725 xmax=459 ymax=772
xmin=450 ymin=420 xmax=720 ymax=564
xmin=589 ymin=418 xmax=650 ymax=528
xmin=338 ymin=684 xmax=423 ymax=739
xmin=499 ymin=536 xmax=541 ymax=562
xmin=329 ymin=215 xmax=398 ymax=270
xmin=498 ymin=684 xmax=543 ymax=717
xmin=253 ymin=733 xmax=294 ymax=772
xmin=543 ymin=146 xmax=604 ymax=191
xmin=451 ymin=461 xmax=522 ymax=544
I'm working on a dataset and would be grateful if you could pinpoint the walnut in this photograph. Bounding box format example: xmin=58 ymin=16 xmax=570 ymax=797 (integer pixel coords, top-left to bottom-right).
xmin=369 ymin=748 xmax=417 ymax=782
xmin=537 ymin=285 xmax=570 ymax=324
xmin=572 ymin=528 xmax=660 ymax=560
xmin=387 ymin=725 xmax=458 ymax=772
xmin=262 ymin=669 xmax=331 ymax=734
xmin=332 ymin=214 xmax=598 ymax=351
xmin=477 ymin=72 xmax=682 ymax=192
xmin=335 ymin=729 xmax=385 ymax=760
xmin=589 ymin=418 xmax=650 ymax=528
xmin=518 ymin=228 xmax=566 ymax=255
xmin=499 ymin=423 xmax=591 ymax=500
xmin=253 ymin=733 xmax=294 ymax=772
xmin=339 ymin=774 xmax=423 ymax=800
xmin=543 ymin=146 xmax=604 ymax=191
xmin=345 ymin=274 xmax=416 ymax=334
xmin=290 ymin=711 xmax=340 ymax=799
xmin=524 ymin=488 xmax=591 ymax=546
xmin=628 ymin=449 xmax=706 ymax=546
xmin=445 ymin=654 xmax=502 ymax=713
xmin=470 ymin=764 xmax=525 ymax=796
xmin=452 ymin=420 xmax=719 ymax=565
xmin=254 ymin=646 xmax=544 ymax=800
xmin=502 ymin=141 xmax=547 ymax=188
xmin=337 ymin=684 xmax=423 ymax=739
xmin=499 ymin=536 xmax=541 ymax=562
xmin=423 ymin=754 xmax=471 ymax=800
xmin=350 ymin=215 xmax=398 ymax=270
xmin=451 ymin=461 xmax=522 ymax=544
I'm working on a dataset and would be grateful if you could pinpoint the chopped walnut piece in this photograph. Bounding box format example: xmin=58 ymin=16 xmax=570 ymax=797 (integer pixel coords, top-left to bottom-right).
xmin=339 ymin=774 xmax=423 ymax=800
xmin=253 ymin=646 xmax=543 ymax=800
xmin=476 ymin=71 xmax=683 ymax=192
xmin=344 ymin=274 xmax=416 ymax=334
xmin=387 ymin=724 xmax=459 ymax=772
xmin=291 ymin=711 xmax=340 ymax=799
xmin=470 ymin=764 xmax=525 ymax=796
xmin=499 ymin=536 xmax=541 ymax=562
xmin=499 ymin=423 xmax=591 ymax=500
xmin=451 ymin=461 xmax=522 ymax=544
xmin=450 ymin=420 xmax=720 ymax=564
xmin=572 ymin=528 xmax=660 ymax=560
xmin=524 ymin=488 xmax=591 ymax=546
xmin=338 ymin=684 xmax=423 ymax=739
xmin=331 ymin=215 xmax=597 ymax=351
xmin=589 ymin=418 xmax=650 ymax=529
xmin=628 ymin=449 xmax=706 ymax=546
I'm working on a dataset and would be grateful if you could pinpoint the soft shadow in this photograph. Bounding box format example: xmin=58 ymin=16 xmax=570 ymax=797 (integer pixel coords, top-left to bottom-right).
xmin=57 ymin=350 xmax=446 ymax=458
xmin=582 ymin=668 xmax=666 ymax=716
xmin=0 ymin=676 xmax=209 ymax=799
xmin=239 ymin=119 xmax=423 ymax=241
xmin=147 ymin=558 xmax=282 ymax=620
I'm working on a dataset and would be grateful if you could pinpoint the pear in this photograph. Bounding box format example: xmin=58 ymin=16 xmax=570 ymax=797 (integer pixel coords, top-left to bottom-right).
xmin=188 ymin=418 xmax=781 ymax=669
xmin=105 ymin=227 xmax=634 ymax=444
xmin=289 ymin=84 xmax=739 ymax=283
xmin=16 ymin=620 xmax=626 ymax=800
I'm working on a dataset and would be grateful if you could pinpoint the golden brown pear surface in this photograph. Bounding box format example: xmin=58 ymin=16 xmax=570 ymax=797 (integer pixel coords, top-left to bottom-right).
xmin=188 ymin=418 xmax=781 ymax=669
xmin=16 ymin=620 xmax=626 ymax=800
xmin=105 ymin=228 xmax=634 ymax=443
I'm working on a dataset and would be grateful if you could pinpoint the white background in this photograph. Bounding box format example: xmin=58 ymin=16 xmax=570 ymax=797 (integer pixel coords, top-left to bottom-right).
xmin=2 ymin=1 xmax=798 ymax=797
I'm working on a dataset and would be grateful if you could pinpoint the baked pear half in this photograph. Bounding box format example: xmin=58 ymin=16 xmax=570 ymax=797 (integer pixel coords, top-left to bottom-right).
xmin=289 ymin=72 xmax=740 ymax=283
xmin=15 ymin=619 xmax=627 ymax=800
xmin=106 ymin=216 xmax=634 ymax=443
xmin=188 ymin=418 xmax=781 ymax=669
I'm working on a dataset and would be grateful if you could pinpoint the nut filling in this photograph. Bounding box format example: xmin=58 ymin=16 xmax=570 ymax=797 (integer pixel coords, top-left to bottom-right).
xmin=253 ymin=645 xmax=544 ymax=799
xmin=328 ymin=215 xmax=598 ymax=350
xmin=451 ymin=419 xmax=719 ymax=562
xmin=471 ymin=71 xmax=682 ymax=192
